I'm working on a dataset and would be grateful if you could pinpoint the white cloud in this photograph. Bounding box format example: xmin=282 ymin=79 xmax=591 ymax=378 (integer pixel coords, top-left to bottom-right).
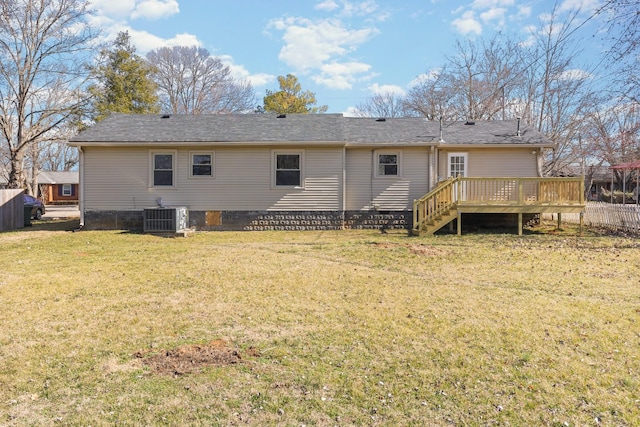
xmin=89 ymin=0 xmax=178 ymax=20
xmin=313 ymin=61 xmax=374 ymax=90
xmin=517 ymin=6 xmax=532 ymax=19
xmin=452 ymin=11 xmax=483 ymax=35
xmin=219 ymin=55 xmax=274 ymax=88
xmin=408 ymin=69 xmax=441 ymax=87
xmin=342 ymin=1 xmax=381 ymax=17
xmin=368 ymin=83 xmax=406 ymax=96
xmin=556 ymin=69 xmax=592 ymax=81
xmin=471 ymin=0 xmax=514 ymax=8
xmin=274 ymin=17 xmax=377 ymax=71
xmin=88 ymin=0 xmax=200 ymax=53
xmin=123 ymin=29 xmax=200 ymax=53
xmin=559 ymin=0 xmax=600 ymax=13
xmin=131 ymin=0 xmax=179 ymax=20
xmin=268 ymin=15 xmax=378 ymax=89
xmin=453 ymin=0 xmax=534 ymax=35
xmin=88 ymin=0 xmax=136 ymax=19
xmin=480 ymin=7 xmax=506 ymax=25
xmin=343 ymin=106 xmax=360 ymax=117
xmin=315 ymin=0 xmax=339 ymax=12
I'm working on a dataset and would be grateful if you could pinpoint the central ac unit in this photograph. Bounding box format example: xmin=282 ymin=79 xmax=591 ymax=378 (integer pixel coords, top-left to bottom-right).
xmin=143 ymin=207 xmax=188 ymax=233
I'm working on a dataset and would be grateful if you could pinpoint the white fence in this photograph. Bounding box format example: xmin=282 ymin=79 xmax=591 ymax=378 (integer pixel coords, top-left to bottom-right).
xmin=550 ymin=202 xmax=640 ymax=234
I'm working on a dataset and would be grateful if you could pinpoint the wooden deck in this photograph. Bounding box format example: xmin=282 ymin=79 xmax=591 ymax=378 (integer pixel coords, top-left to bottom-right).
xmin=413 ymin=177 xmax=585 ymax=235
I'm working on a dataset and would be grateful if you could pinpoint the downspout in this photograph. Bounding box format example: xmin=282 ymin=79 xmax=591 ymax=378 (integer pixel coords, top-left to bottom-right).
xmin=342 ymin=145 xmax=346 ymax=225
xmin=370 ymin=149 xmax=375 ymax=209
xmin=430 ymin=145 xmax=436 ymax=189
xmin=78 ymin=146 xmax=85 ymax=227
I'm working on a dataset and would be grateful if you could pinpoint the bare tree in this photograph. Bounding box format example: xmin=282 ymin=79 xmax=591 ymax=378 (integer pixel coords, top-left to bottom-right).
xmin=353 ymin=92 xmax=415 ymax=118
xmin=0 ymin=0 xmax=96 ymax=191
xmin=38 ymin=142 xmax=78 ymax=172
xmin=403 ymin=34 xmax=531 ymax=122
xmin=147 ymin=46 xmax=256 ymax=114
xmin=582 ymin=100 xmax=640 ymax=188
xmin=524 ymin=6 xmax=595 ymax=175
xmin=600 ymin=0 xmax=640 ymax=103
xmin=403 ymin=71 xmax=457 ymax=120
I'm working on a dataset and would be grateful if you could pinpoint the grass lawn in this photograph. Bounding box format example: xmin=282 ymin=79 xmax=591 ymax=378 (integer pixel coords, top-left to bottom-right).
xmin=1 ymin=220 xmax=639 ymax=426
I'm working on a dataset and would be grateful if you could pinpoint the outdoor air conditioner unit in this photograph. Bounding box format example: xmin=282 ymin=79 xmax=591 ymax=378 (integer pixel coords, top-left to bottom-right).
xmin=143 ymin=207 xmax=189 ymax=233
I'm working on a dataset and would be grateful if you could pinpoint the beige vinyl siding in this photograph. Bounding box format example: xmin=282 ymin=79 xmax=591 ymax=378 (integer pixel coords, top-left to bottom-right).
xmin=83 ymin=147 xmax=149 ymax=210
xmin=345 ymin=147 xmax=429 ymax=211
xmin=82 ymin=146 xmax=342 ymax=211
xmin=438 ymin=148 xmax=539 ymax=178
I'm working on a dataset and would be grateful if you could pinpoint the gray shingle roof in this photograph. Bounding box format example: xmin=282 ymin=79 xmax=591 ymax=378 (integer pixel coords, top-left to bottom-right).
xmin=69 ymin=113 xmax=552 ymax=146
xmin=38 ymin=171 xmax=79 ymax=184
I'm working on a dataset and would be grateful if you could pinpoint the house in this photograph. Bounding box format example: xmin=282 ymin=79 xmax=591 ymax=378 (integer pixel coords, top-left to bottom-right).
xmin=37 ymin=171 xmax=79 ymax=205
xmin=68 ymin=113 xmax=584 ymax=233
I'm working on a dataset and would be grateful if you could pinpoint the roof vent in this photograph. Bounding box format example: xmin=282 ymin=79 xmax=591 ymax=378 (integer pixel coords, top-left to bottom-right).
xmin=376 ymin=118 xmax=386 ymax=122
xmin=465 ymin=121 xmax=475 ymax=125
xmin=161 ymin=114 xmax=171 ymax=119
xmin=277 ymin=114 xmax=286 ymax=118
xmin=516 ymin=117 xmax=522 ymax=137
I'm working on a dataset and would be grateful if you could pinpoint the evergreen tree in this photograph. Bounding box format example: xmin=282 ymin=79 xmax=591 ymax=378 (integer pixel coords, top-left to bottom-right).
xmin=263 ymin=74 xmax=328 ymax=114
xmin=89 ymin=32 xmax=160 ymax=121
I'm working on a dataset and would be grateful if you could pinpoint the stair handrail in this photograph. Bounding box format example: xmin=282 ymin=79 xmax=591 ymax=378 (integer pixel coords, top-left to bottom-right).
xmin=413 ymin=177 xmax=459 ymax=233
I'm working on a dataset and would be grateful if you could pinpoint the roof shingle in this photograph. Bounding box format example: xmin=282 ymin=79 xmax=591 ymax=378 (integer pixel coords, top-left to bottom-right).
xmin=69 ymin=113 xmax=552 ymax=147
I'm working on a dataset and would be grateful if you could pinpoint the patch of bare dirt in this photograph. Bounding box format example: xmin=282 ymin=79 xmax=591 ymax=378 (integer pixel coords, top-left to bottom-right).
xmin=374 ymin=242 xmax=447 ymax=256
xmin=135 ymin=339 xmax=259 ymax=376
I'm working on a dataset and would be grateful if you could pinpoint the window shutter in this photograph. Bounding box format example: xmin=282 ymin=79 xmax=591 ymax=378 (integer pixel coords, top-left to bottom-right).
xmin=71 ymin=185 xmax=76 ymax=196
xmin=58 ymin=185 xmax=62 ymax=196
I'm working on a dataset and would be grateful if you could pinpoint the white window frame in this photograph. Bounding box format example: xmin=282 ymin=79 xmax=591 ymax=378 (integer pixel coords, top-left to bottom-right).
xmin=189 ymin=151 xmax=215 ymax=178
xmin=272 ymin=150 xmax=305 ymax=188
xmin=62 ymin=184 xmax=72 ymax=196
xmin=149 ymin=150 xmax=177 ymax=188
xmin=447 ymin=152 xmax=468 ymax=178
xmin=374 ymin=150 xmax=402 ymax=178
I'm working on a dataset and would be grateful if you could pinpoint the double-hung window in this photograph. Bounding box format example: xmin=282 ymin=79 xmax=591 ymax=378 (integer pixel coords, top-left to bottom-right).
xmin=190 ymin=152 xmax=213 ymax=177
xmin=62 ymin=184 xmax=72 ymax=196
xmin=273 ymin=151 xmax=304 ymax=187
xmin=151 ymin=151 xmax=176 ymax=187
xmin=375 ymin=151 xmax=400 ymax=177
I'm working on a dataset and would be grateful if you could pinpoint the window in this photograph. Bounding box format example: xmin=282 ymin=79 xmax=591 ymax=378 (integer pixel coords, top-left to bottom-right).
xmin=273 ymin=151 xmax=303 ymax=187
xmin=190 ymin=152 xmax=213 ymax=177
xmin=375 ymin=151 xmax=400 ymax=177
xmin=151 ymin=151 xmax=175 ymax=187
xmin=62 ymin=184 xmax=72 ymax=196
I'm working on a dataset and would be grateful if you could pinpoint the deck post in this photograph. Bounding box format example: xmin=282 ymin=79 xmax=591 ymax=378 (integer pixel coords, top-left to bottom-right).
xmin=579 ymin=211 xmax=584 ymax=236
xmin=518 ymin=213 xmax=523 ymax=236
xmin=457 ymin=212 xmax=462 ymax=235
xmin=557 ymin=212 xmax=562 ymax=230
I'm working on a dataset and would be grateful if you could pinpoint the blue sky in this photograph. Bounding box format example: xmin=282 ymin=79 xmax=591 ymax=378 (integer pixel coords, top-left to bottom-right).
xmin=88 ymin=0 xmax=606 ymax=114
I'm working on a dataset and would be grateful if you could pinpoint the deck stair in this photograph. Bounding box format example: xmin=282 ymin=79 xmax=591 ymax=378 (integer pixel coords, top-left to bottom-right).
xmin=413 ymin=176 xmax=586 ymax=236
xmin=413 ymin=177 xmax=458 ymax=236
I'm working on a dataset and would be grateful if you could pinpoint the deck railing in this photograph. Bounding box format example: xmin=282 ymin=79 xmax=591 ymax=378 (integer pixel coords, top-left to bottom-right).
xmin=457 ymin=177 xmax=585 ymax=206
xmin=413 ymin=177 xmax=585 ymax=234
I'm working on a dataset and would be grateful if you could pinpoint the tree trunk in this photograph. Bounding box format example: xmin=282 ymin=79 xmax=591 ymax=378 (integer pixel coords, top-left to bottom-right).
xmin=7 ymin=151 xmax=25 ymax=190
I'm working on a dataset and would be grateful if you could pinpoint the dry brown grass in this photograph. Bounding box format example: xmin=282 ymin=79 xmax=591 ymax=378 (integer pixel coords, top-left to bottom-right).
xmin=1 ymin=221 xmax=639 ymax=426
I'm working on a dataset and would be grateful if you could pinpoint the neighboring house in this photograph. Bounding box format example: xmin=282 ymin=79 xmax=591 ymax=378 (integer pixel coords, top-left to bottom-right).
xmin=37 ymin=171 xmax=79 ymax=205
xmin=69 ymin=113 xmax=583 ymax=233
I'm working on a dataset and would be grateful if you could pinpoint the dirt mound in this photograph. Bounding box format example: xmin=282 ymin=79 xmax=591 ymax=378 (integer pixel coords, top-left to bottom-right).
xmin=135 ymin=339 xmax=258 ymax=376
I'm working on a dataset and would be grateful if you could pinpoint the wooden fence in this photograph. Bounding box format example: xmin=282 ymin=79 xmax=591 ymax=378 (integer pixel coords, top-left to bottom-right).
xmin=0 ymin=189 xmax=25 ymax=231
xmin=550 ymin=202 xmax=640 ymax=234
